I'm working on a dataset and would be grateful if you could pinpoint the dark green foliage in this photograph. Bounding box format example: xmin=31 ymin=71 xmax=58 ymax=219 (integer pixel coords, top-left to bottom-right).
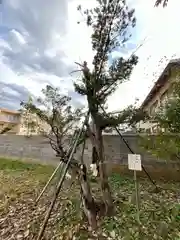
xmin=107 ymin=105 xmax=148 ymax=129
xmin=155 ymin=0 xmax=169 ymax=7
xmin=75 ymin=0 xmax=144 ymax=131
xmin=76 ymin=0 xmax=138 ymax=98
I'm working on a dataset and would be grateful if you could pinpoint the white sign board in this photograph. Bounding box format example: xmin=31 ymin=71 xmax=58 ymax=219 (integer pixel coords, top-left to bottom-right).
xmin=128 ymin=154 xmax=142 ymax=171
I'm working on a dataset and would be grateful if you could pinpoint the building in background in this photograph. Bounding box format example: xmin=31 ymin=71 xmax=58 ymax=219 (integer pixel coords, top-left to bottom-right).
xmin=138 ymin=58 xmax=180 ymax=133
xmin=18 ymin=108 xmax=50 ymax=136
xmin=0 ymin=108 xmax=50 ymax=135
xmin=0 ymin=108 xmax=21 ymax=134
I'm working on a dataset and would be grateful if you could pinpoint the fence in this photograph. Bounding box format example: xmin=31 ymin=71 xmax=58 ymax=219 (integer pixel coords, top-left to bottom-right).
xmin=0 ymin=134 xmax=179 ymax=180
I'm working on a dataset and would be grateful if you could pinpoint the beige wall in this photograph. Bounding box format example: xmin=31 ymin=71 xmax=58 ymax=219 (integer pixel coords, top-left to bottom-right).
xmin=6 ymin=124 xmax=21 ymax=134
xmin=18 ymin=112 xmax=50 ymax=135
xmin=0 ymin=110 xmax=20 ymax=123
xmin=0 ymin=109 xmax=21 ymax=134
xmin=1 ymin=134 xmax=180 ymax=181
xmin=0 ymin=109 xmax=49 ymax=135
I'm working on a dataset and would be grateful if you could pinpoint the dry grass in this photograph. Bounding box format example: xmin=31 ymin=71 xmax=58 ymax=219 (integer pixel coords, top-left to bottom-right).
xmin=0 ymin=158 xmax=180 ymax=240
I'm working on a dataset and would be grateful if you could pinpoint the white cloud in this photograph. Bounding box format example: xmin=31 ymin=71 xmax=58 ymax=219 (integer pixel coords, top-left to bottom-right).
xmin=108 ymin=0 xmax=180 ymax=111
xmin=64 ymin=0 xmax=97 ymax=70
xmin=1 ymin=0 xmax=180 ymax=113
xmin=0 ymin=0 xmax=75 ymax=109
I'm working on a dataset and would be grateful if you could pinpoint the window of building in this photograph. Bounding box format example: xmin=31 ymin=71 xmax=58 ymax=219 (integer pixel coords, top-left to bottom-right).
xmin=160 ymin=90 xmax=168 ymax=106
xmin=14 ymin=115 xmax=20 ymax=122
xmin=7 ymin=115 xmax=11 ymax=121
xmin=8 ymin=115 xmax=20 ymax=122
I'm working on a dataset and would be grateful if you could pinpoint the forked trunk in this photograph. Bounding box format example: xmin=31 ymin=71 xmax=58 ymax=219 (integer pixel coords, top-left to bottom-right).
xmin=79 ymin=164 xmax=97 ymax=230
xmin=96 ymin=128 xmax=114 ymax=215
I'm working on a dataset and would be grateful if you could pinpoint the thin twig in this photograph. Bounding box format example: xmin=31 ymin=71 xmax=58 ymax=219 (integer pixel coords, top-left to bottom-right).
xmin=70 ymin=69 xmax=83 ymax=75
xmin=75 ymin=61 xmax=84 ymax=68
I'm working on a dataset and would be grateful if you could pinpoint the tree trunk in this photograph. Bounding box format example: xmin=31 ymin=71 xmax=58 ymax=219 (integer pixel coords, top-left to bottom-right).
xmin=78 ymin=164 xmax=97 ymax=230
xmin=87 ymin=120 xmax=114 ymax=215
xmin=96 ymin=127 xmax=114 ymax=215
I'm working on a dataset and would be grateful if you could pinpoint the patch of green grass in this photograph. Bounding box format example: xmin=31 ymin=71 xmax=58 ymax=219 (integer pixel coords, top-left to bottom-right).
xmin=0 ymin=157 xmax=54 ymax=173
xmin=110 ymin=173 xmax=134 ymax=187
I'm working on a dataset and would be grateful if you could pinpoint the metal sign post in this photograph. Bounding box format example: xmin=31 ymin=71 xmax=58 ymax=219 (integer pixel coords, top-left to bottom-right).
xmin=128 ymin=154 xmax=142 ymax=223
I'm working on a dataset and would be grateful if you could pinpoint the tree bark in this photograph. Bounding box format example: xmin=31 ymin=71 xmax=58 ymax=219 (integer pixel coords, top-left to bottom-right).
xmin=95 ymin=127 xmax=114 ymax=215
xmin=87 ymin=120 xmax=114 ymax=215
xmin=78 ymin=164 xmax=97 ymax=230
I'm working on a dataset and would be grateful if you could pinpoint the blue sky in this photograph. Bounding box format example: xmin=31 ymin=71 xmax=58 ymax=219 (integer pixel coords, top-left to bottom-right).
xmin=1 ymin=0 xmax=180 ymax=111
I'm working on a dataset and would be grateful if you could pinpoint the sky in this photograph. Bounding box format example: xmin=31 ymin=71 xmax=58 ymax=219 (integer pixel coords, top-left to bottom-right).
xmin=0 ymin=0 xmax=180 ymax=111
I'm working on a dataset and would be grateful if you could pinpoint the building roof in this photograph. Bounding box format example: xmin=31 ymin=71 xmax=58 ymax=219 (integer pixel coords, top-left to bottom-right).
xmin=0 ymin=108 xmax=20 ymax=115
xmin=141 ymin=58 xmax=180 ymax=109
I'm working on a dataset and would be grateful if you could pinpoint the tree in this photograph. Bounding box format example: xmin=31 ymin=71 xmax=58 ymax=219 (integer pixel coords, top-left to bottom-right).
xmin=74 ymin=0 xmax=143 ymax=214
xmin=21 ymin=0 xmax=147 ymax=230
xmin=20 ymin=96 xmax=39 ymax=136
xmin=139 ymin=81 xmax=180 ymax=161
xmin=21 ymin=85 xmax=98 ymax=229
